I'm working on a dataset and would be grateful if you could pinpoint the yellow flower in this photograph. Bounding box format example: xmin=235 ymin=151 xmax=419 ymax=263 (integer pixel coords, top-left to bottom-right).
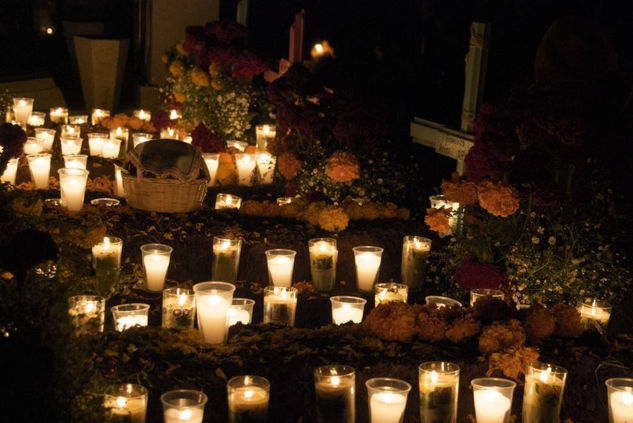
xmin=191 ymin=67 xmax=209 ymax=87
xmin=208 ymin=62 xmax=223 ymax=78
xmin=477 ymin=180 xmax=520 ymax=217
xmin=168 ymin=60 xmax=186 ymax=78
xmin=174 ymin=91 xmax=186 ymax=103
xmin=317 ymin=207 xmax=349 ymax=232
xmin=424 ymin=207 xmax=451 ymax=233
xmin=441 ymin=172 xmax=478 ymax=205
xmin=176 ymin=42 xmax=188 ymax=56
xmin=211 ymin=79 xmax=224 ymax=90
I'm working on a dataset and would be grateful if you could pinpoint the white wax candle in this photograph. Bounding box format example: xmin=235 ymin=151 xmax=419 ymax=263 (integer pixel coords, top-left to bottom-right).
xmin=28 ymin=113 xmax=45 ymax=126
xmin=370 ymin=392 xmax=407 ymax=423
xmin=610 ymin=391 xmax=633 ymax=423
xmin=267 ymin=255 xmax=293 ymax=287
xmin=60 ymin=174 xmax=87 ymax=211
xmin=355 ymin=252 xmax=381 ymax=291
xmin=198 ymin=295 xmax=230 ymax=344
xmin=110 ymin=396 xmax=146 ymax=423
xmin=63 ymin=156 xmax=87 ymax=170
xmin=28 ymin=155 xmax=51 ymax=189
xmin=102 ymin=138 xmax=121 ymax=158
xmin=13 ymin=99 xmax=33 ymax=123
xmin=579 ymin=304 xmax=610 ymax=324
xmin=164 ymin=407 xmax=204 ymax=423
xmin=60 ymin=137 xmax=82 ymax=155
xmin=34 ymin=129 xmax=55 ymax=152
xmin=91 ymin=109 xmax=110 ymax=125
xmin=88 ymin=135 xmax=107 ymax=156
xmin=229 ymin=386 xmax=269 ymax=414
xmin=228 ymin=308 xmax=251 ymax=326
xmin=203 ymin=156 xmax=219 ymax=186
xmin=143 ymin=254 xmax=170 ymax=291
xmin=50 ymin=107 xmax=68 ymax=123
xmin=474 ymin=389 xmax=512 ymax=423
xmin=236 ymin=154 xmax=256 ymax=186
xmin=1 ymin=158 xmax=19 ymax=185
xmin=332 ymin=303 xmax=364 ymax=324
xmin=23 ymin=139 xmax=43 ymax=155
xmin=115 ymin=315 xmax=148 ymax=332
xmin=134 ymin=109 xmax=151 ymax=122
xmin=256 ymin=153 xmax=276 ymax=184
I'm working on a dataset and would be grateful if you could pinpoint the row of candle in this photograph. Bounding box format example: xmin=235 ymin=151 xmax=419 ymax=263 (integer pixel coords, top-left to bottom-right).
xmin=201 ymin=151 xmax=277 ymax=187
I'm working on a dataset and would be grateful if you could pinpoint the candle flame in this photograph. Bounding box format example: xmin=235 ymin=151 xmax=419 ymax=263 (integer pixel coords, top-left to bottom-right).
xmin=330 ymin=376 xmax=340 ymax=386
xmin=179 ymin=409 xmax=192 ymax=420
xmin=169 ymin=109 xmax=180 ymax=120
xmin=178 ymin=293 xmax=187 ymax=307
xmin=226 ymin=195 xmax=233 ymax=205
xmin=540 ymin=366 xmax=552 ymax=383
xmin=431 ymin=370 xmax=438 ymax=384
xmin=116 ymin=127 xmax=122 ymax=135
xmin=168 ymin=128 xmax=175 ymax=136
xmin=115 ymin=396 xmax=127 ymax=408
xmin=84 ymin=301 xmax=96 ymax=314
xmin=19 ymin=100 xmax=26 ymax=107
xmin=623 ymin=391 xmax=633 ymax=406
xmin=319 ymin=242 xmax=327 ymax=253
xmin=263 ymin=124 xmax=271 ymax=134
xmin=244 ymin=389 xmax=254 ymax=399
xmin=221 ymin=240 xmax=231 ymax=250
xmin=315 ymin=43 xmax=323 ymax=54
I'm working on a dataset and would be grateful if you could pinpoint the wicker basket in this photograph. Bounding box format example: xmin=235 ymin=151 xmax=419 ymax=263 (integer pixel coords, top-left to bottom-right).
xmin=122 ymin=174 xmax=207 ymax=213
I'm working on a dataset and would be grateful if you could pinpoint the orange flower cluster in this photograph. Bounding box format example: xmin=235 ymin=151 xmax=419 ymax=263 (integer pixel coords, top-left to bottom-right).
xmin=441 ymin=172 xmax=478 ymax=205
xmin=424 ymin=207 xmax=451 ymax=233
xmin=477 ymin=179 xmax=520 ymax=217
xmin=325 ymin=150 xmax=359 ymax=183
xmin=100 ymin=113 xmax=155 ymax=132
xmin=277 ymin=151 xmax=302 ymax=180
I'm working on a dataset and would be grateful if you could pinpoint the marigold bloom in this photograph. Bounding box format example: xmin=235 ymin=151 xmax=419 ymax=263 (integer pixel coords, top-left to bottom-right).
xmin=317 ymin=207 xmax=349 ymax=232
xmin=191 ymin=67 xmax=210 ymax=87
xmin=168 ymin=60 xmax=186 ymax=78
xmin=477 ymin=179 xmax=520 ymax=217
xmin=441 ymin=173 xmax=478 ymax=205
xmin=277 ymin=151 xmax=302 ymax=180
xmin=174 ymin=91 xmax=186 ymax=103
xmin=424 ymin=207 xmax=451 ymax=233
xmin=325 ymin=150 xmax=360 ymax=183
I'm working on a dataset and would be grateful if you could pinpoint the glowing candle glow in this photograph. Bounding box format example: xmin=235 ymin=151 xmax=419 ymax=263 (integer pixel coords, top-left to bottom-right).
xmin=63 ymin=154 xmax=88 ymax=169
xmin=162 ymin=287 xmax=195 ymax=329
xmin=23 ymin=137 xmax=43 ymax=155
xmin=69 ymin=115 xmax=88 ymax=125
xmin=472 ymin=378 xmax=516 ymax=423
xmin=429 ymin=195 xmax=461 ymax=237
xmin=114 ymin=165 xmax=126 ymax=197
xmin=256 ymin=152 xmax=276 ymax=184
xmin=87 ymin=132 xmax=108 ymax=156
xmin=49 ymin=107 xmax=68 ymax=123
xmin=470 ymin=288 xmax=505 ymax=307
xmin=374 ymin=283 xmax=408 ymax=307
xmin=161 ymin=390 xmax=207 ymax=423
xmin=212 ymin=237 xmax=242 ymax=283
xmin=27 ymin=153 xmax=51 ymax=189
xmin=607 ymin=378 xmax=633 ymax=423
xmin=68 ymin=295 xmax=105 ymax=335
xmin=140 ymin=243 xmax=173 ymax=291
xmin=202 ymin=153 xmax=220 ymax=187
xmin=353 ymin=246 xmax=383 ymax=292
xmin=367 ymin=378 xmax=411 ymax=423
xmin=133 ymin=109 xmax=151 ymax=122
xmin=578 ymin=298 xmax=611 ymax=332
xmin=28 ymin=111 xmax=45 ymax=126
xmin=12 ymin=97 xmax=34 ymax=124
xmin=169 ymin=109 xmax=181 ymax=120
xmin=263 ymin=286 xmax=297 ymax=326
xmin=227 ymin=140 xmax=248 ymax=152
xmin=160 ymin=127 xmax=179 ymax=139
xmin=309 ymin=238 xmax=338 ymax=292
xmin=523 ymin=363 xmax=567 ymax=423
xmin=58 ymin=168 xmax=89 ymax=211
xmin=228 ymin=298 xmax=255 ymax=326
xmin=265 ymin=249 xmax=296 ymax=287
xmin=419 ymin=362 xmax=460 ymax=423
xmin=61 ymin=124 xmax=80 ymax=138
xmin=34 ymin=128 xmax=56 ymax=152
xmin=193 ymin=281 xmax=236 ymax=344
xmin=255 ymin=124 xmax=276 ymax=151
xmin=92 ymin=236 xmax=123 ymax=295
xmin=227 ymin=376 xmax=270 ymax=423
xmin=111 ymin=303 xmax=150 ymax=331
xmin=401 ymin=235 xmax=431 ymax=291
xmin=215 ymin=193 xmax=242 ymax=210
xmin=314 ymin=365 xmax=355 ymax=423
xmin=132 ymin=133 xmax=154 ymax=148
xmin=330 ymin=296 xmax=366 ymax=325
xmin=235 ymin=153 xmax=256 ymax=186
xmin=60 ymin=136 xmax=83 ymax=155
xmin=425 ymin=295 xmax=462 ymax=309
xmin=104 ymin=383 xmax=148 ymax=423
xmin=91 ymin=108 xmax=110 ymax=125
xmin=101 ymin=137 xmax=122 ymax=159
xmin=0 ymin=157 xmax=19 ymax=185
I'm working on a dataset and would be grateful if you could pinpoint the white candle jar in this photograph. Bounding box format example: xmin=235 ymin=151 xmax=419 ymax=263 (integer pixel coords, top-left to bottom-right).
xmin=215 ymin=193 xmax=242 ymax=210
xmin=68 ymin=295 xmax=105 ymax=335
xmin=314 ymin=365 xmax=356 ymax=423
xmin=110 ymin=127 xmax=130 ymax=142
xmin=255 ymin=124 xmax=276 ymax=151
xmin=114 ymin=165 xmax=126 ymax=197
xmin=227 ymin=140 xmax=248 ymax=152
xmin=353 ymin=246 xmax=383 ymax=292
xmin=523 ymin=363 xmax=567 ymax=423
xmin=418 ymin=361 xmax=460 ymax=423
xmin=401 ymin=235 xmax=431 ymax=291
xmin=60 ymin=136 xmax=83 ymax=155
xmin=578 ymin=298 xmax=611 ymax=332
xmin=606 ymin=378 xmax=633 ymax=423
xmin=133 ymin=109 xmax=152 ymax=122
xmin=27 ymin=153 xmax=51 ymax=189
xmin=228 ymin=298 xmax=255 ymax=326
xmin=23 ymin=137 xmax=43 ymax=155
xmin=265 ymin=249 xmax=296 ymax=287
xmin=470 ymin=288 xmax=505 ymax=307
xmin=425 ymin=296 xmax=462 ymax=309
xmin=212 ymin=237 xmax=242 ymax=283
xmin=28 ymin=111 xmax=46 ymax=127
xmin=309 ymin=238 xmax=338 ymax=292
xmin=58 ymin=168 xmax=89 ymax=211
xmin=87 ymin=133 xmax=107 ymax=156
xmin=140 ymin=243 xmax=173 ymax=291
xmin=34 ymin=128 xmax=56 ymax=152
xmin=227 ymin=375 xmax=270 ymax=422
xmin=91 ymin=108 xmax=110 ymax=125
xmin=0 ymin=157 xmax=19 ymax=185
xmin=12 ymin=97 xmax=34 ymax=124
xmin=111 ymin=303 xmax=150 ymax=332
xmin=161 ymin=389 xmax=207 ymax=423
xmin=104 ymin=383 xmax=148 ymax=423
xmin=63 ymin=154 xmax=88 ymax=170
xmin=330 ymin=296 xmax=366 ymax=325
xmin=102 ymin=138 xmax=122 ymax=159
xmin=162 ymin=287 xmax=196 ymax=329
xmin=263 ymin=286 xmax=298 ymax=326
xmin=193 ymin=281 xmax=236 ymax=344
xmin=256 ymin=152 xmax=276 ymax=184
xmin=375 ymin=283 xmax=409 ymax=307
xmin=92 ymin=236 xmax=123 ymax=295
xmin=69 ymin=115 xmax=88 ymax=125
xmin=366 ymin=377 xmax=412 ymax=423
xmin=49 ymin=107 xmax=69 ymax=124
xmin=202 ymin=153 xmax=220 ymax=187
xmin=471 ymin=378 xmax=516 ymax=423
xmin=235 ymin=153 xmax=257 ymax=186
xmin=132 ymin=133 xmax=154 ymax=148
xmin=61 ymin=124 xmax=81 ymax=138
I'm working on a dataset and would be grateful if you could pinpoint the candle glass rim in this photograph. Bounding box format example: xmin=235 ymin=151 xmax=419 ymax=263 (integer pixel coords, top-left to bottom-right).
xmin=50 ymin=106 xmax=68 ymax=112
xmin=193 ymin=281 xmax=237 ymax=295
xmin=87 ymin=132 xmax=109 ymax=138
xmin=330 ymin=295 xmax=367 ymax=306
xmin=13 ymin=97 xmax=34 ymax=104
xmin=232 ymin=297 xmax=256 ymax=306
xmin=526 ymin=362 xmax=568 ymax=378
xmin=104 ymin=137 xmax=122 ymax=145
xmin=471 ymin=288 xmax=504 ymax=297
xmin=202 ymin=152 xmax=220 ymax=159
xmin=160 ymin=389 xmax=208 ymax=407
xmin=265 ymin=248 xmax=297 ymax=258
xmin=58 ymin=167 xmax=88 ymax=177
xmin=63 ymin=154 xmax=88 ymax=160
xmin=35 ymin=127 xmax=56 ymax=135
xmin=579 ymin=298 xmax=611 ymax=311
xmin=90 ymin=198 xmax=121 ymax=207
xmin=256 ymin=123 xmax=276 ymax=130
xmin=418 ymin=361 xmax=461 ymax=375
xmin=352 ymin=245 xmax=384 ymax=254
xmin=95 ymin=236 xmax=123 ymax=246
xmin=26 ymin=152 xmax=52 ymax=160
xmin=365 ymin=377 xmax=412 ymax=395
xmin=104 ymin=383 xmax=149 ymax=399
xmin=314 ymin=364 xmax=355 ymax=379
xmin=403 ymin=234 xmax=432 ymax=245
xmin=111 ymin=303 xmax=151 ymax=313
xmin=471 ymin=377 xmax=517 ymax=390
xmin=375 ymin=282 xmax=408 ymax=290
xmin=68 ymin=295 xmax=106 ymax=308
xmin=425 ymin=295 xmax=462 ymax=308
xmin=605 ymin=378 xmax=633 ymax=391
xmin=212 ymin=236 xmax=242 ymax=246
xmin=111 ymin=127 xmax=130 ymax=132
xmin=308 ymin=237 xmax=337 ymax=247
xmin=227 ymin=375 xmax=271 ymax=391
xmin=263 ymin=286 xmax=298 ymax=297
xmin=140 ymin=243 xmax=173 ymax=255
xmin=163 ymin=287 xmax=194 ymax=297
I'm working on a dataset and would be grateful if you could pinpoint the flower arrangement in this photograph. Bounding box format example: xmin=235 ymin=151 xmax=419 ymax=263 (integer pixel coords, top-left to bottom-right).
xmin=160 ymin=21 xmax=268 ymax=144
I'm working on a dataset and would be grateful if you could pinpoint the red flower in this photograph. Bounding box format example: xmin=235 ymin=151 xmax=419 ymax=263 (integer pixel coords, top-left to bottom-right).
xmin=151 ymin=110 xmax=172 ymax=131
xmin=454 ymin=258 xmax=508 ymax=290
xmin=191 ymin=124 xmax=225 ymax=153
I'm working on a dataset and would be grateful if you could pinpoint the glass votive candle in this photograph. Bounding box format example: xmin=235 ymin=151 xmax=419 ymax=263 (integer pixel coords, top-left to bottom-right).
xmin=28 ymin=111 xmax=46 ymax=126
xmin=114 ymin=164 xmax=126 ymax=197
xmin=23 ymin=137 xmax=43 ymax=155
xmin=34 ymin=127 xmax=56 ymax=152
xmin=470 ymin=288 xmax=505 ymax=306
xmin=169 ymin=109 xmax=181 ymax=120
xmin=471 ymin=378 xmax=516 ymax=423
xmin=59 ymin=168 xmax=89 ymax=211
xmin=161 ymin=389 xmax=207 ymax=423
xmin=111 ymin=303 xmax=150 ymax=332
xmin=104 ymin=383 xmax=148 ymax=423
xmin=202 ymin=153 xmax=220 ymax=187
xmin=92 ymin=236 xmax=123 ymax=295
xmin=140 ymin=243 xmax=173 ymax=291
xmin=256 ymin=152 xmax=276 ymax=184
xmin=27 ymin=153 xmax=51 ymax=189
xmin=133 ymin=109 xmax=152 ymax=122
xmin=353 ymin=246 xmax=383 ymax=292
xmin=0 ymin=157 xmax=19 ymax=185
xmin=578 ymin=298 xmax=611 ymax=332
xmin=87 ymin=132 xmax=108 ymax=156
xmin=227 ymin=140 xmax=248 ymax=152
xmin=212 ymin=237 xmax=242 ymax=283
xmin=215 ymin=193 xmax=242 ymax=210
xmin=523 ymin=363 xmax=567 ymax=423
xmin=366 ymin=377 xmax=412 ymax=423
xmin=255 ymin=124 xmax=276 ymax=151
xmin=418 ymin=361 xmax=460 ymax=423
xmin=160 ymin=127 xmax=179 ymax=139
xmin=91 ymin=108 xmax=110 ymax=125
xmin=375 ymin=283 xmax=409 ymax=307
xmin=69 ymin=115 xmax=88 ymax=125
xmin=60 ymin=136 xmax=83 ymax=155
xmin=265 ymin=249 xmax=296 ymax=287
xmin=12 ymin=97 xmax=34 ymax=124
xmin=235 ymin=153 xmax=257 ymax=186
xmin=162 ymin=287 xmax=196 ymax=329
xmin=309 ymin=238 xmax=338 ymax=292
xmin=227 ymin=375 xmax=270 ymax=423
xmin=314 ymin=365 xmax=356 ymax=423
xmin=49 ymin=106 xmax=69 ymax=123
xmin=228 ymin=298 xmax=255 ymax=326
xmin=193 ymin=281 xmax=236 ymax=344
xmin=102 ymin=137 xmax=122 ymax=159
xmin=110 ymin=126 xmax=130 ymax=142
xmin=63 ymin=154 xmax=88 ymax=170
xmin=132 ymin=132 xmax=154 ymax=148
xmin=401 ymin=235 xmax=431 ymax=291
xmin=61 ymin=124 xmax=81 ymax=138
xmin=425 ymin=295 xmax=462 ymax=309
xmin=429 ymin=194 xmax=460 ymax=236
xmin=330 ymin=296 xmax=366 ymax=325
xmin=263 ymin=286 xmax=298 ymax=326
xmin=606 ymin=378 xmax=633 ymax=423
xmin=68 ymin=295 xmax=105 ymax=335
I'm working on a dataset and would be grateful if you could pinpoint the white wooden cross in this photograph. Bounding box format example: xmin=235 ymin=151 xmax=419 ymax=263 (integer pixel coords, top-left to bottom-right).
xmin=410 ymin=22 xmax=490 ymax=174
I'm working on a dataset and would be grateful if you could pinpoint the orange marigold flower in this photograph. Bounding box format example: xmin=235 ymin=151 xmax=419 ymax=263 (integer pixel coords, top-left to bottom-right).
xmin=424 ymin=207 xmax=451 ymax=233
xmin=168 ymin=60 xmax=186 ymax=78
xmin=477 ymin=180 xmax=520 ymax=217
xmin=126 ymin=117 xmax=144 ymax=131
xmin=174 ymin=91 xmax=186 ymax=103
xmin=325 ymin=150 xmax=360 ymax=183
xmin=175 ymin=42 xmax=188 ymax=56
xmin=191 ymin=67 xmax=209 ymax=87
xmin=441 ymin=172 xmax=478 ymax=205
xmin=277 ymin=151 xmax=302 ymax=180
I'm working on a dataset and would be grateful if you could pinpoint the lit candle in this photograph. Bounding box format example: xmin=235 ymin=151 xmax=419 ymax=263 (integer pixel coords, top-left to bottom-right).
xmin=368 ymin=380 xmax=410 ymax=423
xmin=227 ymin=375 xmax=270 ymax=423
xmin=425 ymin=295 xmax=462 ymax=309
xmin=607 ymin=378 xmax=633 ymax=423
xmin=228 ymin=298 xmax=255 ymax=326
xmin=114 ymin=165 xmax=126 ymax=197
xmin=227 ymin=140 xmax=248 ymax=152
xmin=212 ymin=237 xmax=242 ymax=283
xmin=68 ymin=295 xmax=105 ymax=335
xmin=0 ymin=158 xmax=19 ymax=185
xmin=418 ymin=362 xmax=460 ymax=423
xmin=470 ymin=289 xmax=505 ymax=307
xmin=26 ymin=153 xmax=51 ymax=189
xmin=27 ymin=111 xmax=46 ymax=127
xmin=354 ymin=246 xmax=383 ymax=292
xmin=265 ymin=249 xmax=296 ymax=287
xmin=235 ymin=153 xmax=256 ymax=186
xmin=263 ymin=286 xmax=297 ymax=326
xmin=111 ymin=303 xmax=150 ymax=331
xmin=472 ymin=378 xmax=516 ymax=423
xmin=63 ymin=154 xmax=88 ymax=170
xmin=110 ymin=127 xmax=130 ymax=143
xmin=69 ymin=115 xmax=88 ymax=125
xmin=92 ymin=236 xmax=123 ymax=295
xmin=169 ymin=109 xmax=181 ymax=120
xmin=160 ymin=127 xmax=179 ymax=139
xmin=578 ymin=298 xmax=611 ymax=332
xmin=140 ymin=243 xmax=173 ymax=291
xmin=215 ymin=193 xmax=242 ymax=210
xmin=256 ymin=152 xmax=276 ymax=184
xmin=58 ymin=168 xmax=89 ymax=211
xmin=60 ymin=136 xmax=83 ymax=155
xmin=330 ymin=296 xmax=366 ymax=325
xmin=49 ymin=107 xmax=68 ymax=124
xmin=182 ymin=133 xmax=192 ymax=143
xmin=255 ymin=124 xmax=276 ymax=151
xmin=132 ymin=133 xmax=154 ymax=148
xmin=193 ymin=281 xmax=236 ymax=344
xmin=101 ymin=137 xmax=122 ymax=159
xmin=12 ymin=97 xmax=34 ymax=124
xmin=34 ymin=128 xmax=56 ymax=152
xmin=309 ymin=238 xmax=338 ymax=292
xmin=202 ymin=153 xmax=220 ymax=186
xmin=91 ymin=108 xmax=110 ymax=125
xmin=162 ymin=287 xmax=196 ymax=329
xmin=523 ymin=363 xmax=567 ymax=423
xmin=161 ymin=390 xmax=207 ymax=423
xmin=401 ymin=235 xmax=431 ymax=291
xmin=375 ymin=283 xmax=409 ymax=307
xmin=314 ymin=365 xmax=355 ymax=423
xmin=23 ymin=137 xmax=43 ymax=155
xmin=87 ymin=132 xmax=107 ymax=156
xmin=277 ymin=197 xmax=294 ymax=206
xmin=61 ymin=124 xmax=80 ymax=138
xmin=133 ymin=109 xmax=152 ymax=122
xmin=104 ymin=384 xmax=148 ymax=423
